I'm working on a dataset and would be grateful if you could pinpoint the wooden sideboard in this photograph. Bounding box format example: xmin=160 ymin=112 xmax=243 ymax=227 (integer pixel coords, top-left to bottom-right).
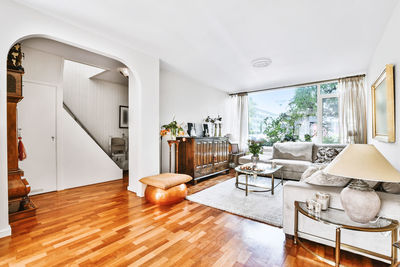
xmin=177 ymin=137 xmax=229 ymax=183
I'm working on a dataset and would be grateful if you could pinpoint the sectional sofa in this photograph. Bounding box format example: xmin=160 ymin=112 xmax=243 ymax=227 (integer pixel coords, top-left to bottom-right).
xmin=239 ymin=142 xmax=346 ymax=180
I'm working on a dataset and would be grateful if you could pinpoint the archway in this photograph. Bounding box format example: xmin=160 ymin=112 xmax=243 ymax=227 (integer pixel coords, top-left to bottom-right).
xmin=0 ymin=19 xmax=160 ymax=238
xmin=6 ymin=36 xmax=134 ymax=221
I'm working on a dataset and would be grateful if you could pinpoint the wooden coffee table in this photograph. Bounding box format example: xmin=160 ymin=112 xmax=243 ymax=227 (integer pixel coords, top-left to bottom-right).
xmin=234 ymin=163 xmax=283 ymax=196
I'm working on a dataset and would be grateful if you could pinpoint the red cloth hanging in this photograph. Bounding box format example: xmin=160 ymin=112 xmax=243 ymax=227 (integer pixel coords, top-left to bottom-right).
xmin=18 ymin=137 xmax=27 ymax=161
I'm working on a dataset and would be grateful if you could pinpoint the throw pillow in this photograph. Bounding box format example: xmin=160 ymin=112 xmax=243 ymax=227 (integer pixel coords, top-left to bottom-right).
xmin=364 ymin=180 xmax=381 ymax=190
xmin=303 ymin=170 xmax=351 ymax=187
xmin=314 ymin=147 xmax=344 ymax=164
xmin=301 ymin=164 xmax=327 ymax=181
xmin=382 ymin=182 xmax=400 ymax=194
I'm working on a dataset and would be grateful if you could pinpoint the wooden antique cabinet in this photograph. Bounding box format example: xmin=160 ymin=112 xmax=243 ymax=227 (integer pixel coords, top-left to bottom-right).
xmin=177 ymin=137 xmax=229 ymax=183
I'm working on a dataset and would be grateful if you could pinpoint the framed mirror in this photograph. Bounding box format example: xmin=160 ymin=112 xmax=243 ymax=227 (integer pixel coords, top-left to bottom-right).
xmin=371 ymin=64 xmax=395 ymax=143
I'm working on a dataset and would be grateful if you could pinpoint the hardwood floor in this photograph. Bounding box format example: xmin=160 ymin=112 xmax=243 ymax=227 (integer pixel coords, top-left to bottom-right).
xmin=0 ymin=174 xmax=388 ymax=266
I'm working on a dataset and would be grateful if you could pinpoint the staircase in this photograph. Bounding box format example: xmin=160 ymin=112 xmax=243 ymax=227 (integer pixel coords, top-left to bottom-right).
xmin=61 ymin=108 xmax=122 ymax=189
xmin=63 ymin=103 xmax=109 ymax=155
xmin=63 ymin=102 xmax=128 ymax=170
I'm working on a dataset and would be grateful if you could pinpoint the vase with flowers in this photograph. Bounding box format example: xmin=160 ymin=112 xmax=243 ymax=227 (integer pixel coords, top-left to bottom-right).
xmin=161 ymin=117 xmax=185 ymax=140
xmin=248 ymin=140 xmax=263 ymax=167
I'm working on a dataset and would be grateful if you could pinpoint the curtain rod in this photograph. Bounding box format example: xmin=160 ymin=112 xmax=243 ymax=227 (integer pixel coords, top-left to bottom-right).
xmin=229 ymin=73 xmax=366 ymax=96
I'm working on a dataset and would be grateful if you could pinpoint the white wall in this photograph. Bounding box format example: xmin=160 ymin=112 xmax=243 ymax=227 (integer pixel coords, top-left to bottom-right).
xmin=367 ymin=1 xmax=400 ymax=170
xmin=23 ymin=46 xmax=64 ymax=84
xmin=63 ymin=60 xmax=128 ymax=153
xmin=62 ymin=110 xmax=122 ymax=188
xmin=159 ymin=69 xmax=229 ymax=172
xmin=0 ymin=0 xmax=159 ymax=238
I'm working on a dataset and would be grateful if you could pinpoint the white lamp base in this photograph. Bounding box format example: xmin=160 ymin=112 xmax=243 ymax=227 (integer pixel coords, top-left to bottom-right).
xmin=340 ymin=179 xmax=381 ymax=224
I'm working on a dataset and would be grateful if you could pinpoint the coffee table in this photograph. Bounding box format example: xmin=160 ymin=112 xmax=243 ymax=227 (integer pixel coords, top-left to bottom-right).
xmin=234 ymin=163 xmax=283 ymax=196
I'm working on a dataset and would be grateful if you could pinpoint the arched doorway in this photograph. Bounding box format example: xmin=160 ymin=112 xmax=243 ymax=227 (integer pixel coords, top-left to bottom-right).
xmin=0 ymin=28 xmax=159 ymax=238
xmin=6 ymin=36 xmax=132 ymax=222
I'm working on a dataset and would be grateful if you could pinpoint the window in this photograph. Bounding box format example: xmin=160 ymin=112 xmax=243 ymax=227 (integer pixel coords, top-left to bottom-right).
xmin=320 ymin=83 xmax=339 ymax=143
xmin=248 ymin=81 xmax=339 ymax=144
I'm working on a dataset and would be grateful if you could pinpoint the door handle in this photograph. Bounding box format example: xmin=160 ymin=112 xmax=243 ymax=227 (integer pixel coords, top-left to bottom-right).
xmin=51 ymin=136 xmax=55 ymax=141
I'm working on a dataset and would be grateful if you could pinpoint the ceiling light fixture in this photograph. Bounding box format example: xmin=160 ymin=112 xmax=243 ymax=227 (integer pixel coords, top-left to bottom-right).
xmin=252 ymin=57 xmax=272 ymax=68
xmin=118 ymin=67 xmax=129 ymax=77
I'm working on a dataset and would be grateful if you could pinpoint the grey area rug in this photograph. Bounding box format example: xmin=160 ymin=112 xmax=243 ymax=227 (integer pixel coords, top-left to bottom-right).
xmin=186 ymin=176 xmax=284 ymax=227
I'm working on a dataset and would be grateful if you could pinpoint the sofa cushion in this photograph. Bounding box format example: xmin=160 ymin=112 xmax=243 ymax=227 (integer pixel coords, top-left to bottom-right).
xmin=271 ymin=159 xmax=312 ymax=173
xmin=312 ymin=144 xmax=346 ymax=163
xmin=273 ymin=142 xmax=313 ymax=162
xmin=281 ymin=170 xmax=303 ymax=181
xmin=140 ymin=173 xmax=192 ymax=190
xmin=382 ymin=182 xmax=400 ymax=194
xmin=365 ymin=181 xmax=381 ymax=190
xmin=300 ymin=164 xmax=327 ymax=180
xmin=301 ymin=170 xmax=351 ymax=187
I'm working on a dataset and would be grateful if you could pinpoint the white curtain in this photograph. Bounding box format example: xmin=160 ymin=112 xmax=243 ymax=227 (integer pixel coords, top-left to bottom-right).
xmin=226 ymin=94 xmax=248 ymax=151
xmin=338 ymin=76 xmax=367 ymax=144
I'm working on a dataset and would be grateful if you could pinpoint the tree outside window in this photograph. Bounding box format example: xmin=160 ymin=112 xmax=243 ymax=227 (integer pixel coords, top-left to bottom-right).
xmin=248 ymin=82 xmax=339 ymax=145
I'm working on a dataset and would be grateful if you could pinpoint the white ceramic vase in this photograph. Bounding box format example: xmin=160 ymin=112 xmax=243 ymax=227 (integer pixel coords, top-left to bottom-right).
xmin=340 ymin=185 xmax=381 ymax=224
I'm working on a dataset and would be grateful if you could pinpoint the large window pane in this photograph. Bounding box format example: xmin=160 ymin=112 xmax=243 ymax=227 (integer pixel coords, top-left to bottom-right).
xmin=322 ymin=97 xmax=339 ymax=143
xmin=320 ymin=82 xmax=337 ymax=95
xmin=248 ymin=81 xmax=341 ymax=145
xmin=248 ymin=85 xmax=317 ymax=145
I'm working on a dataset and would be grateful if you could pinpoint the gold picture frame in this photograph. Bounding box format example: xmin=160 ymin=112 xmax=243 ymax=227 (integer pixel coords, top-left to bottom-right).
xmin=371 ymin=64 xmax=395 ymax=143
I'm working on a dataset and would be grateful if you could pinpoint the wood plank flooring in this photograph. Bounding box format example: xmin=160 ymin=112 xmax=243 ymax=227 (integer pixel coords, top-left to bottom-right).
xmin=0 ymin=173 xmax=388 ymax=266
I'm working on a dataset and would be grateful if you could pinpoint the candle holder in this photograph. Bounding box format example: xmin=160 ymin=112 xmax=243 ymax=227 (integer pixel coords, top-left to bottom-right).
xmin=315 ymin=192 xmax=330 ymax=211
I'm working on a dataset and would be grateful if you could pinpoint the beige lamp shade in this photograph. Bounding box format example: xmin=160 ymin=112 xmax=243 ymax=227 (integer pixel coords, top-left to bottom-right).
xmin=324 ymin=144 xmax=400 ymax=182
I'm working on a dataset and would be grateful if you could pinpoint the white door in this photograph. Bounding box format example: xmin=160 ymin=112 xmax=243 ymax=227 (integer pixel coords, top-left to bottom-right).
xmin=18 ymin=81 xmax=57 ymax=195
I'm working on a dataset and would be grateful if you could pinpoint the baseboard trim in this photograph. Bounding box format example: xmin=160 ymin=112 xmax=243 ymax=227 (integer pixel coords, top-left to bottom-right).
xmin=0 ymin=225 xmax=11 ymax=239
xmin=127 ymin=185 xmax=145 ymax=197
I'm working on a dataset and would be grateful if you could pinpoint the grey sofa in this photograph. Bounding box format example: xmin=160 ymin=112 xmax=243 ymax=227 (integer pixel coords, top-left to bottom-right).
xmin=239 ymin=142 xmax=346 ymax=180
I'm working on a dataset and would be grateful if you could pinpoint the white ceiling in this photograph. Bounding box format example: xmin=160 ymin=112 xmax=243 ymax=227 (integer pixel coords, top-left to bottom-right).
xmin=15 ymin=0 xmax=400 ymax=92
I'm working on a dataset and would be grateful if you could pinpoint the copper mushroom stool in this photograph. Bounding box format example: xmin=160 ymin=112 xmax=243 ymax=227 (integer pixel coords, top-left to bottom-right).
xmin=140 ymin=173 xmax=192 ymax=205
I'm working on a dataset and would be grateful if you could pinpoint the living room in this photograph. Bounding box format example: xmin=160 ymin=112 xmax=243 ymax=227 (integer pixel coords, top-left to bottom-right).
xmin=1 ymin=0 xmax=400 ymax=266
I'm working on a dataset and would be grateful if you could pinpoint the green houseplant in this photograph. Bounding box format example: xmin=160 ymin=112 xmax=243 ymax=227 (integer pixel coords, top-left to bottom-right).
xmin=248 ymin=140 xmax=263 ymax=166
xmin=161 ymin=117 xmax=184 ymax=140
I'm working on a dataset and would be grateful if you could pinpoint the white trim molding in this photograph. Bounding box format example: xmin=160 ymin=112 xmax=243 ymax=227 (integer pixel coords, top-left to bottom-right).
xmin=0 ymin=225 xmax=11 ymax=238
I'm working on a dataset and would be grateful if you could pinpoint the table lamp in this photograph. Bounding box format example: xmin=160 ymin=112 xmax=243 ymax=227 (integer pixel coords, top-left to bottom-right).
xmin=324 ymin=144 xmax=400 ymax=224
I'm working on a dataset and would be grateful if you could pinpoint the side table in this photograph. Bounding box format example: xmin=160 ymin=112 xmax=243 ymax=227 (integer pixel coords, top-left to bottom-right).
xmin=393 ymin=242 xmax=400 ymax=267
xmin=294 ymin=201 xmax=398 ymax=266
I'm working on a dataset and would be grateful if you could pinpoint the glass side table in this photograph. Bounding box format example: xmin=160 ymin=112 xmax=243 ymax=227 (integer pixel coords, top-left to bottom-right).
xmin=393 ymin=242 xmax=400 ymax=267
xmin=294 ymin=201 xmax=398 ymax=266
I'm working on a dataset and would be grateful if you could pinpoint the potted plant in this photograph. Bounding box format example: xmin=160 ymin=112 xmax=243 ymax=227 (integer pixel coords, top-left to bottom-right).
xmin=161 ymin=117 xmax=184 ymax=140
xmin=248 ymin=140 xmax=263 ymax=166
